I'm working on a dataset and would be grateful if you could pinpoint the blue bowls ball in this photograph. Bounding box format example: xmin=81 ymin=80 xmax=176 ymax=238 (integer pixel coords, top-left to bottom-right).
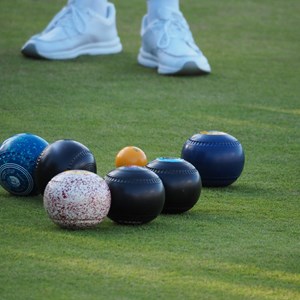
xmin=0 ymin=133 xmax=48 ymax=196
xmin=181 ymin=131 xmax=245 ymax=187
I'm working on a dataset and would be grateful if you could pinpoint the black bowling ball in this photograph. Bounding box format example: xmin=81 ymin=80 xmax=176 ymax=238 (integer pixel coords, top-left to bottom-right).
xmin=105 ymin=166 xmax=165 ymax=225
xmin=146 ymin=158 xmax=201 ymax=214
xmin=35 ymin=139 xmax=97 ymax=194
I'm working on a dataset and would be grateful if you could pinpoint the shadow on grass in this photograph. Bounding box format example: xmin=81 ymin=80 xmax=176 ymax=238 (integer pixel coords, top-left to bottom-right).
xmin=18 ymin=51 xmax=149 ymax=74
xmin=18 ymin=50 xmax=212 ymax=80
xmin=0 ymin=188 xmax=240 ymax=237
xmin=0 ymin=190 xmax=43 ymax=207
xmin=0 ymin=179 xmax=267 ymax=238
xmin=202 ymin=182 xmax=272 ymax=200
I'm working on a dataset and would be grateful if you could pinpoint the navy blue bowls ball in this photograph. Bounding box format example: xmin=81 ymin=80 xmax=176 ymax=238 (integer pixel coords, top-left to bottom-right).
xmin=105 ymin=166 xmax=165 ymax=225
xmin=0 ymin=133 xmax=48 ymax=196
xmin=35 ymin=139 xmax=97 ymax=194
xmin=146 ymin=158 xmax=201 ymax=214
xmin=181 ymin=131 xmax=245 ymax=187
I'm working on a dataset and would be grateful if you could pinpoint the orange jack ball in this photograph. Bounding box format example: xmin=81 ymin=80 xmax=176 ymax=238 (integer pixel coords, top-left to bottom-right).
xmin=115 ymin=146 xmax=148 ymax=167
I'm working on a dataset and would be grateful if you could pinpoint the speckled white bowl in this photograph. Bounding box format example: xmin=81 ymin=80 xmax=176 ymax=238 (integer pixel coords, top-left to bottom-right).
xmin=43 ymin=170 xmax=111 ymax=229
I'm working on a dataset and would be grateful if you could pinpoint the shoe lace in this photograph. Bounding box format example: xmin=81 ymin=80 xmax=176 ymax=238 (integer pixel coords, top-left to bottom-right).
xmin=43 ymin=1 xmax=86 ymax=34
xmin=155 ymin=12 xmax=198 ymax=51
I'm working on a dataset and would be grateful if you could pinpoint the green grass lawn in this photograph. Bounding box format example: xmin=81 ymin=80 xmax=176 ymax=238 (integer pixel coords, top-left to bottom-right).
xmin=0 ymin=0 xmax=299 ymax=299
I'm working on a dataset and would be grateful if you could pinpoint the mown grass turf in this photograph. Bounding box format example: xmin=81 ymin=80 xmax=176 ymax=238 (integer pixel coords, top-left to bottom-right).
xmin=0 ymin=0 xmax=299 ymax=299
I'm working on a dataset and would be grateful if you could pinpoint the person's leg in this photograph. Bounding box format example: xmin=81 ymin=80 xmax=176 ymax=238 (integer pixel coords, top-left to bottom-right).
xmin=146 ymin=0 xmax=179 ymax=22
xmin=81 ymin=0 xmax=109 ymax=17
xmin=138 ymin=0 xmax=211 ymax=75
xmin=21 ymin=0 xmax=122 ymax=60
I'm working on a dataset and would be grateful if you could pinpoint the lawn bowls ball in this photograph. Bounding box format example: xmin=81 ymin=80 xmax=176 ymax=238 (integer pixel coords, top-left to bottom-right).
xmin=35 ymin=139 xmax=97 ymax=194
xmin=0 ymin=133 xmax=48 ymax=196
xmin=181 ymin=131 xmax=245 ymax=187
xmin=105 ymin=166 xmax=165 ymax=225
xmin=115 ymin=146 xmax=148 ymax=167
xmin=43 ymin=170 xmax=111 ymax=229
xmin=146 ymin=158 xmax=201 ymax=214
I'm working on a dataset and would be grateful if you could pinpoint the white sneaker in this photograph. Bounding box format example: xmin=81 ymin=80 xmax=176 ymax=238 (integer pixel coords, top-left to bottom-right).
xmin=21 ymin=1 xmax=122 ymax=60
xmin=138 ymin=10 xmax=211 ymax=75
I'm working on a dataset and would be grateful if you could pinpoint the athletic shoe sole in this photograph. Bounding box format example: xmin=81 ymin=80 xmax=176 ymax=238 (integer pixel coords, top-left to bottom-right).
xmin=138 ymin=48 xmax=211 ymax=75
xmin=21 ymin=38 xmax=122 ymax=60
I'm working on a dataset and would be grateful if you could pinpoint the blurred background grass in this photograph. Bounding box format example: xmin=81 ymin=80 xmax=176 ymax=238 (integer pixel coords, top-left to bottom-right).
xmin=0 ymin=0 xmax=299 ymax=299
